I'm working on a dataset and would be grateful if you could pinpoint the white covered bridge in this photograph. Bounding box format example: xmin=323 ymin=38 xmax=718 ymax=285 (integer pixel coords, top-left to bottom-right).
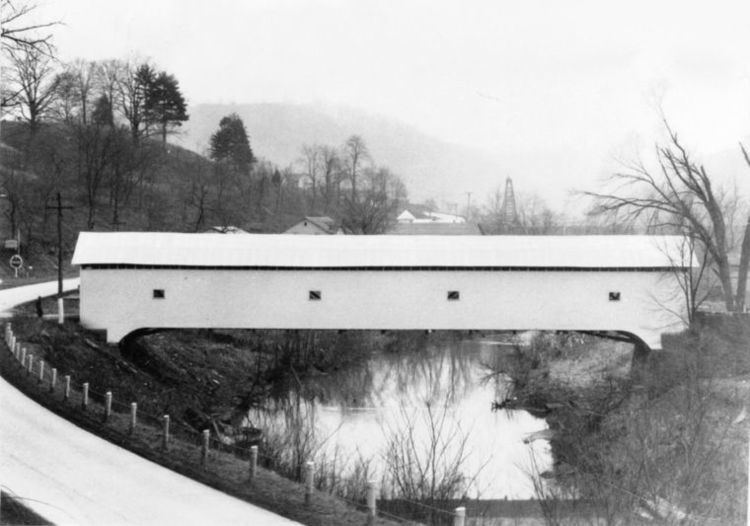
xmin=71 ymin=233 xmax=692 ymax=350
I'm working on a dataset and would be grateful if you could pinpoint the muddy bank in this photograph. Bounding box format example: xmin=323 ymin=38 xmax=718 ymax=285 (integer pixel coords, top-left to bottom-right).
xmin=10 ymin=316 xmax=459 ymax=441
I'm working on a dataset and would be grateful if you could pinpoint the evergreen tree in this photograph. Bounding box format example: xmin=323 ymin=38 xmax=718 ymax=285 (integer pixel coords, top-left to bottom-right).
xmin=209 ymin=113 xmax=256 ymax=174
xmin=91 ymin=94 xmax=114 ymax=126
xmin=145 ymin=71 xmax=188 ymax=144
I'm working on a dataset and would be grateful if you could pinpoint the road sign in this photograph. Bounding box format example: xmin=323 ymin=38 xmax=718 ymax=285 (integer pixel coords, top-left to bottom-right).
xmin=9 ymin=254 xmax=23 ymax=278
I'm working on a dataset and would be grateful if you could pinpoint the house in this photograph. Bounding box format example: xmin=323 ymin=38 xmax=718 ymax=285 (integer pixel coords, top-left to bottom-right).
xmin=284 ymin=216 xmax=345 ymax=235
xmin=397 ymin=206 xmax=465 ymax=224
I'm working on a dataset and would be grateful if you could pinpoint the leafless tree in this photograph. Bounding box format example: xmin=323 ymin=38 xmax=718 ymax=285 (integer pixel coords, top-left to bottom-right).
xmin=5 ymin=42 xmax=59 ymax=133
xmin=95 ymin=59 xmax=125 ymax=126
xmin=1 ymin=0 xmax=58 ymax=56
xmin=298 ymin=144 xmax=320 ymax=211
xmin=67 ymin=58 xmax=96 ymax=124
xmin=586 ymin=122 xmax=748 ymax=313
xmin=736 ymin=143 xmax=750 ymax=311
xmin=116 ymin=58 xmax=152 ymax=142
xmin=318 ymin=145 xmax=340 ymax=212
xmin=343 ymin=135 xmax=369 ymax=201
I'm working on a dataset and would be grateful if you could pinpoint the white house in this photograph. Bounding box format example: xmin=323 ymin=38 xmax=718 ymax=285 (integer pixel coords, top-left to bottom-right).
xmin=284 ymin=216 xmax=345 ymax=235
xmin=71 ymin=233 xmax=692 ymax=349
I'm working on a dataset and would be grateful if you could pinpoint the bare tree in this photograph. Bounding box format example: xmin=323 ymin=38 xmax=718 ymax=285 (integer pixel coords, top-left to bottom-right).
xmin=737 ymin=143 xmax=750 ymax=312
xmin=68 ymin=58 xmax=96 ymax=124
xmin=343 ymin=135 xmax=369 ymax=201
xmin=116 ymin=59 xmax=153 ymax=142
xmin=298 ymin=144 xmax=320 ymax=211
xmin=5 ymin=42 xmax=59 ymax=133
xmin=1 ymin=0 xmax=58 ymax=56
xmin=96 ymin=59 xmax=125 ymax=126
xmin=318 ymin=145 xmax=340 ymax=213
xmin=586 ymin=122 xmax=748 ymax=313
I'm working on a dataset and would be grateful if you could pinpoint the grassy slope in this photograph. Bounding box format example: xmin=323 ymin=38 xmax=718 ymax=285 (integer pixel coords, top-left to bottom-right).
xmin=2 ymin=315 xmax=402 ymax=526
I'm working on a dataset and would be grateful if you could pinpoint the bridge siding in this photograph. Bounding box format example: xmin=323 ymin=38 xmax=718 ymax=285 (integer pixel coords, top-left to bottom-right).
xmin=79 ymin=268 xmax=687 ymax=349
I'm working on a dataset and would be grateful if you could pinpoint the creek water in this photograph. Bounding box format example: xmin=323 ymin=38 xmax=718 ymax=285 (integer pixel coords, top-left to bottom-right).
xmin=251 ymin=334 xmax=552 ymax=499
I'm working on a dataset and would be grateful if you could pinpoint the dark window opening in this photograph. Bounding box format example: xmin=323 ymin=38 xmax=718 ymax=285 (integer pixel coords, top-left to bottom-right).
xmin=447 ymin=290 xmax=460 ymax=301
xmin=609 ymin=291 xmax=621 ymax=301
xmin=309 ymin=290 xmax=322 ymax=301
xmin=153 ymin=289 xmax=165 ymax=299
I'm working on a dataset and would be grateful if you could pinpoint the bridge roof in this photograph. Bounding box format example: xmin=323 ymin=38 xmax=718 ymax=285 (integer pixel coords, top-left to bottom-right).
xmin=72 ymin=233 xmax=692 ymax=269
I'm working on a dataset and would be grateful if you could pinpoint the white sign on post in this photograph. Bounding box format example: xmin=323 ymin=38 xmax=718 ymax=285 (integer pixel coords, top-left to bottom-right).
xmin=9 ymin=254 xmax=23 ymax=278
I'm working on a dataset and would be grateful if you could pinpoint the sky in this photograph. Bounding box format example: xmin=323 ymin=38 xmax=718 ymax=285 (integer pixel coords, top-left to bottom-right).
xmin=21 ymin=0 xmax=750 ymax=209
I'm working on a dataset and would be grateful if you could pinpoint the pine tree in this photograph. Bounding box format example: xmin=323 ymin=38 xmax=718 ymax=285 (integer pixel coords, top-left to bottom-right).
xmin=209 ymin=113 xmax=256 ymax=174
xmin=145 ymin=71 xmax=188 ymax=144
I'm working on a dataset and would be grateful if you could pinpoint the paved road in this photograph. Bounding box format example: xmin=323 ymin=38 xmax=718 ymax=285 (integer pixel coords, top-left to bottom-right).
xmin=0 ymin=278 xmax=79 ymax=315
xmin=0 ymin=280 xmax=300 ymax=525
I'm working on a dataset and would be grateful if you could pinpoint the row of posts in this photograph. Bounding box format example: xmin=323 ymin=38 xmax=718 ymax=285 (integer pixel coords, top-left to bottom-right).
xmin=4 ymin=323 xmax=467 ymax=525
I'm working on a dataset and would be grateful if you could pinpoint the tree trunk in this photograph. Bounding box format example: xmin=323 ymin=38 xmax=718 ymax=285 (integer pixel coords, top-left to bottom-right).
xmin=735 ymin=216 xmax=750 ymax=312
xmin=716 ymin=254 xmax=735 ymax=312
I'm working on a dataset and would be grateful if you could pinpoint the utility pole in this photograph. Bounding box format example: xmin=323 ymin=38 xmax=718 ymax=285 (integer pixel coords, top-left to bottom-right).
xmin=46 ymin=193 xmax=73 ymax=322
xmin=465 ymin=192 xmax=472 ymax=222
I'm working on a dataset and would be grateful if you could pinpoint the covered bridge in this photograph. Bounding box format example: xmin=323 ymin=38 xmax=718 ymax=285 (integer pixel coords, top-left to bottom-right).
xmin=71 ymin=233 xmax=692 ymax=349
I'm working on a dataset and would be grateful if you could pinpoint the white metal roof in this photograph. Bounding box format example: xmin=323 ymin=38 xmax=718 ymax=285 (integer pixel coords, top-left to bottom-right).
xmin=72 ymin=232 xmax=693 ymax=269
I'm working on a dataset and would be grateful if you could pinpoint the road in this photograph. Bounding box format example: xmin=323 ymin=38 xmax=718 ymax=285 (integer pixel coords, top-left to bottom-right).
xmin=0 ymin=280 xmax=300 ymax=525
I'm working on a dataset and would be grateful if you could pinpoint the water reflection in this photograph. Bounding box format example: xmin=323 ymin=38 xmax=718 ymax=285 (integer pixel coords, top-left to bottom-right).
xmin=250 ymin=334 xmax=552 ymax=499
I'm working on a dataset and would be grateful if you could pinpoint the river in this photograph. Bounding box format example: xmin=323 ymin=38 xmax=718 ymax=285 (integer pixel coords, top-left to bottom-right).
xmin=249 ymin=333 xmax=552 ymax=499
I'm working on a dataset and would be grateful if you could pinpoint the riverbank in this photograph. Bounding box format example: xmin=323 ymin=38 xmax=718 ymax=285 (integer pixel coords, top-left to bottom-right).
xmin=495 ymin=325 xmax=750 ymax=524
xmin=1 ymin=314 xmax=410 ymax=526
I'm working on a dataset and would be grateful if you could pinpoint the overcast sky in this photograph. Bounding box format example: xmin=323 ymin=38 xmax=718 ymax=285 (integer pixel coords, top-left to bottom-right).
xmin=28 ymin=0 xmax=750 ymax=207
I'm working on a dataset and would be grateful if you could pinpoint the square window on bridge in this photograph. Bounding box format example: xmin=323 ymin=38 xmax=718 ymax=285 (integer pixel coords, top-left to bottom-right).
xmin=309 ymin=290 xmax=322 ymax=301
xmin=447 ymin=290 xmax=460 ymax=301
xmin=153 ymin=289 xmax=165 ymax=299
xmin=609 ymin=291 xmax=621 ymax=302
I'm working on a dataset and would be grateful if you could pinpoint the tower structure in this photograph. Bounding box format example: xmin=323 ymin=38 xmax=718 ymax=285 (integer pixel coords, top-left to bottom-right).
xmin=500 ymin=177 xmax=518 ymax=225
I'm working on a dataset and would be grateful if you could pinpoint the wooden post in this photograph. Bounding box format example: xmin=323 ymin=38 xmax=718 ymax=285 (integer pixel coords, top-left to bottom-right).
xmin=453 ymin=506 xmax=466 ymax=526
xmin=57 ymin=297 xmax=64 ymax=325
xmin=104 ymin=391 xmax=112 ymax=422
xmin=38 ymin=360 xmax=45 ymax=383
xmin=27 ymin=354 xmax=34 ymax=375
xmin=249 ymin=445 xmax=258 ymax=481
xmin=162 ymin=415 xmax=170 ymax=450
xmin=20 ymin=347 xmax=26 ymax=368
xmin=129 ymin=403 xmax=137 ymax=434
xmin=367 ymin=480 xmax=377 ymax=524
xmin=64 ymin=375 xmax=71 ymax=401
xmin=82 ymin=382 xmax=89 ymax=410
xmin=50 ymin=368 xmax=57 ymax=392
xmin=201 ymin=429 xmax=209 ymax=468
xmin=304 ymin=460 xmax=314 ymax=506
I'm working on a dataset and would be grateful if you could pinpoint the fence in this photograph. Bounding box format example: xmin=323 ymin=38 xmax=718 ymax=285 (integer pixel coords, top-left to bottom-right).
xmin=2 ymin=322 xmax=472 ymax=526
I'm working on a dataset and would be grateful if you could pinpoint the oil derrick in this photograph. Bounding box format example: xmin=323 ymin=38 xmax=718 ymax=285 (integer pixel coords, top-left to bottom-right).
xmin=500 ymin=177 xmax=518 ymax=226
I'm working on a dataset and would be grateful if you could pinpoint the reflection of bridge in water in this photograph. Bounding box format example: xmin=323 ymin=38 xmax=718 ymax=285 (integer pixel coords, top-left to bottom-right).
xmin=72 ymin=233 xmax=692 ymax=350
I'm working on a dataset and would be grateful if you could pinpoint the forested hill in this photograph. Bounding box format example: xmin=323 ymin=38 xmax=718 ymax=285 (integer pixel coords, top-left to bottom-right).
xmin=0 ymin=119 xmax=347 ymax=276
xmin=178 ymin=102 xmax=509 ymax=203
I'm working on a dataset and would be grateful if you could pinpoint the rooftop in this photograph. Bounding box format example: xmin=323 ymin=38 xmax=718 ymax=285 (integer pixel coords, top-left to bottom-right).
xmin=72 ymin=233 xmax=693 ymax=269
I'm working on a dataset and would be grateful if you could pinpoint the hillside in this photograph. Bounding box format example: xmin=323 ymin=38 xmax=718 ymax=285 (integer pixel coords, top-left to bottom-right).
xmin=177 ymin=103 xmax=514 ymax=205
xmin=177 ymin=103 xmax=750 ymax=212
